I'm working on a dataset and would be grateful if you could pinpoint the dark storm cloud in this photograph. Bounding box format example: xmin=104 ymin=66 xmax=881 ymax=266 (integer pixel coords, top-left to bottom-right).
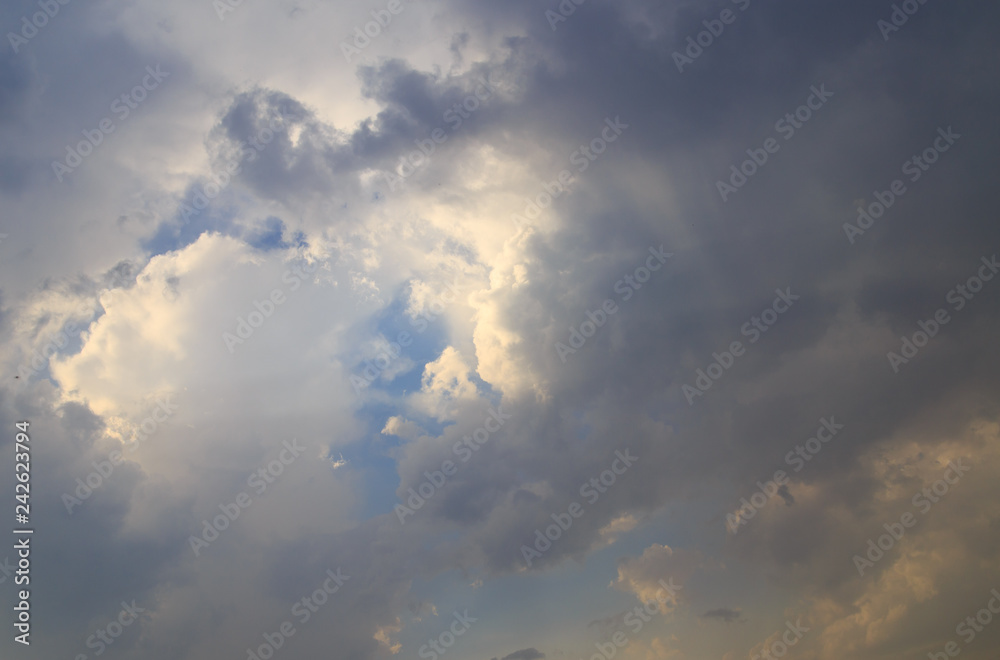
xmin=702 ymin=607 xmax=742 ymax=623
xmin=776 ymin=483 xmax=793 ymax=505
xmin=499 ymin=647 xmax=545 ymax=660
xmin=339 ymin=0 xmax=1000 ymax=593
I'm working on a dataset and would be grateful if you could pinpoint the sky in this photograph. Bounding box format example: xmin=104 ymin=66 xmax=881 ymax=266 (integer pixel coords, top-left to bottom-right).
xmin=1 ymin=0 xmax=999 ymax=659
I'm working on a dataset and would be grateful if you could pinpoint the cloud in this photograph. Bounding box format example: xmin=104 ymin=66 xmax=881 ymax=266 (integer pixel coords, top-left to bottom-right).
xmin=499 ymin=649 xmax=545 ymax=660
xmin=614 ymin=544 xmax=704 ymax=607
xmin=2 ymin=0 xmax=999 ymax=658
xmin=701 ymin=608 xmax=742 ymax=624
